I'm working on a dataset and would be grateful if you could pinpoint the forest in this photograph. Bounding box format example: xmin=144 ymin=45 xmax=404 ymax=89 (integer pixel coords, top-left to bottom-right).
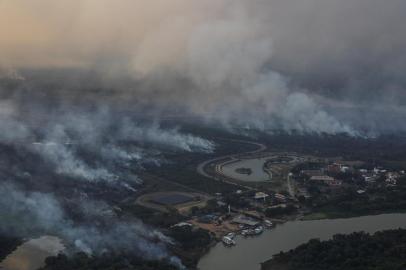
xmin=262 ymin=229 xmax=406 ymax=270
xmin=0 ymin=236 xmax=22 ymax=261
xmin=39 ymin=253 xmax=178 ymax=270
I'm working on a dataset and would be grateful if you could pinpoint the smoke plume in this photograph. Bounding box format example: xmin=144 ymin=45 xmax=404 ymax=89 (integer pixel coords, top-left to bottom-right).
xmin=0 ymin=183 xmax=183 ymax=266
xmin=0 ymin=0 xmax=405 ymax=267
xmin=0 ymin=0 xmax=405 ymax=134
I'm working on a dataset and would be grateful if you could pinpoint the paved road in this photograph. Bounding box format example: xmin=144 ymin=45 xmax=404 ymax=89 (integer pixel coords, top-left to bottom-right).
xmin=286 ymin=173 xmax=296 ymax=198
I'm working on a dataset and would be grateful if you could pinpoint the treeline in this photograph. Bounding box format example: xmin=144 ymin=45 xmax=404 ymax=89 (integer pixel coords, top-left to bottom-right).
xmin=309 ymin=177 xmax=406 ymax=218
xmin=0 ymin=236 xmax=22 ymax=261
xmin=169 ymin=226 xmax=212 ymax=251
xmin=262 ymin=229 xmax=406 ymax=270
xmin=39 ymin=252 xmax=178 ymax=270
xmin=261 ymin=134 xmax=406 ymax=163
xmin=168 ymin=225 xmax=213 ymax=267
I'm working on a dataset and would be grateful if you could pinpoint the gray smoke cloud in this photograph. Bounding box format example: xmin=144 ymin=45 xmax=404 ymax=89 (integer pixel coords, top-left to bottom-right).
xmin=0 ymin=183 xmax=183 ymax=267
xmin=1 ymin=1 xmax=405 ymax=266
xmin=0 ymin=101 xmax=211 ymax=267
xmin=1 ymin=0 xmax=405 ymax=134
xmin=0 ymin=100 xmax=214 ymax=183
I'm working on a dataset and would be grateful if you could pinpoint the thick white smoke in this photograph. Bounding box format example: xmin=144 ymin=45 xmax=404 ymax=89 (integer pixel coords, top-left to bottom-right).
xmin=3 ymin=0 xmax=402 ymax=134
xmin=0 ymin=184 xmax=183 ymax=266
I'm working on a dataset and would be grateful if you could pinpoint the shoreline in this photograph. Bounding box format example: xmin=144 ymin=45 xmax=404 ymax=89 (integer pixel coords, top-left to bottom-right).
xmin=196 ymin=210 xmax=406 ymax=269
xmin=197 ymin=213 xmax=406 ymax=270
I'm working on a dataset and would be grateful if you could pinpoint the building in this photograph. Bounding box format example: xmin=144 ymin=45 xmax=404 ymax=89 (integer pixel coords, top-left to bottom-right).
xmin=254 ymin=192 xmax=269 ymax=201
xmin=198 ymin=214 xmax=218 ymax=224
xmin=310 ymin=175 xmax=335 ymax=182
xmin=231 ymin=215 xmax=260 ymax=227
xmin=302 ymin=170 xmax=324 ymax=177
xmin=327 ymin=163 xmax=342 ymax=173
xmin=274 ymin=193 xmax=287 ymax=202
xmin=340 ymin=166 xmax=350 ymax=173
xmin=309 ymin=175 xmax=341 ymax=186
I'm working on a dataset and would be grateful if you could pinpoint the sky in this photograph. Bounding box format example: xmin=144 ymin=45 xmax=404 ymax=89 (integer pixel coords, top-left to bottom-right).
xmin=1 ymin=0 xmax=406 ymax=134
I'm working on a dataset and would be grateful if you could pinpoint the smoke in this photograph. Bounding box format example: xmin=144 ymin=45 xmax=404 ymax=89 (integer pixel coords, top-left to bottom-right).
xmin=0 ymin=100 xmax=214 ymax=183
xmin=0 ymin=183 xmax=182 ymax=265
xmin=1 ymin=1 xmax=405 ymax=266
xmin=1 ymin=0 xmax=405 ymax=134
xmin=118 ymin=121 xmax=215 ymax=153
xmin=29 ymin=118 xmax=214 ymax=183
xmin=0 ymin=100 xmax=211 ymax=267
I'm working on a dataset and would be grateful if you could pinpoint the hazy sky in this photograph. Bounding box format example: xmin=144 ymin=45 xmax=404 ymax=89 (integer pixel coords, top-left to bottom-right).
xmin=1 ymin=0 xmax=406 ymax=134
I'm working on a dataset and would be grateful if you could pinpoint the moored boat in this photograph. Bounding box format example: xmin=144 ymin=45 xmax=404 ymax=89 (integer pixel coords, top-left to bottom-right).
xmin=222 ymin=236 xmax=236 ymax=246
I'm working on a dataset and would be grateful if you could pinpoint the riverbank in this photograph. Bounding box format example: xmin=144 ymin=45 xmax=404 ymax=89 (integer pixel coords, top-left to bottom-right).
xmin=302 ymin=208 xmax=406 ymax=221
xmin=0 ymin=237 xmax=22 ymax=262
xmin=197 ymin=213 xmax=406 ymax=270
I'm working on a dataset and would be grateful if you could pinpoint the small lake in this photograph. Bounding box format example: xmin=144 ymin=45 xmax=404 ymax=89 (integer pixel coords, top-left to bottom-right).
xmin=221 ymin=157 xmax=271 ymax=182
xmin=0 ymin=236 xmax=65 ymax=270
xmin=198 ymin=213 xmax=406 ymax=270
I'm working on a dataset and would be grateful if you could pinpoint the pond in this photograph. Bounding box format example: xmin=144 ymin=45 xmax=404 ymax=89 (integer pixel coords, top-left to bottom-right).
xmin=220 ymin=157 xmax=271 ymax=182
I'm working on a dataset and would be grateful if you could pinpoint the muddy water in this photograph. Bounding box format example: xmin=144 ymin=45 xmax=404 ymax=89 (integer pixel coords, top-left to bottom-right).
xmin=198 ymin=213 xmax=406 ymax=270
xmin=0 ymin=236 xmax=65 ymax=270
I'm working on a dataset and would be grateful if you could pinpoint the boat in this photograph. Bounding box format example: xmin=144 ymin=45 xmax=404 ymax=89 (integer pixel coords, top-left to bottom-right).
xmin=254 ymin=226 xmax=264 ymax=235
xmin=226 ymin=232 xmax=236 ymax=239
xmin=264 ymin=220 xmax=274 ymax=228
xmin=241 ymin=229 xmax=256 ymax=236
xmin=242 ymin=226 xmax=263 ymax=237
xmin=241 ymin=229 xmax=252 ymax=236
xmin=222 ymin=236 xmax=236 ymax=246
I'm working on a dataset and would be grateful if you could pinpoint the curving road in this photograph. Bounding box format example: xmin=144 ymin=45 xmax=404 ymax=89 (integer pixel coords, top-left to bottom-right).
xmin=196 ymin=139 xmax=267 ymax=189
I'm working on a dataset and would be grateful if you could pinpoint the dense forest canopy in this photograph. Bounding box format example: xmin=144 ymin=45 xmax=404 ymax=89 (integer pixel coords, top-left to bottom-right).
xmin=262 ymin=229 xmax=406 ymax=270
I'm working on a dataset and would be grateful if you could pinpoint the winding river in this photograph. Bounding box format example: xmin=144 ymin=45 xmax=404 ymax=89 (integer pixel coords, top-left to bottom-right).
xmin=198 ymin=213 xmax=406 ymax=270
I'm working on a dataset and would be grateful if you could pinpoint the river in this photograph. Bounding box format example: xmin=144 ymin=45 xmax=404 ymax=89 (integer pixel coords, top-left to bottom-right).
xmin=198 ymin=213 xmax=406 ymax=270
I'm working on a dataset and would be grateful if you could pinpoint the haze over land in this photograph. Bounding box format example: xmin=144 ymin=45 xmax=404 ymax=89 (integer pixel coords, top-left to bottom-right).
xmin=0 ymin=0 xmax=406 ymax=268
xmin=1 ymin=0 xmax=405 ymax=135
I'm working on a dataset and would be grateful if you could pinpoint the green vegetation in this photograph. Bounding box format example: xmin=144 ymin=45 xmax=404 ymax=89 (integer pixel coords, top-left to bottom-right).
xmin=262 ymin=229 xmax=406 ymax=270
xmin=39 ymin=253 xmax=178 ymax=270
xmin=169 ymin=226 xmax=212 ymax=251
xmin=168 ymin=225 xmax=213 ymax=268
xmin=235 ymin=168 xmax=253 ymax=175
xmin=265 ymin=205 xmax=296 ymax=218
xmin=260 ymin=134 xmax=406 ymax=162
xmin=147 ymin=138 xmax=257 ymax=195
xmin=305 ymin=177 xmax=406 ymax=219
xmin=301 ymin=212 xmax=329 ymax=221
xmin=120 ymin=204 xmax=184 ymax=228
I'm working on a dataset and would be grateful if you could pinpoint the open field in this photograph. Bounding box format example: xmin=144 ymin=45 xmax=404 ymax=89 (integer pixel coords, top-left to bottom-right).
xmin=136 ymin=191 xmax=211 ymax=214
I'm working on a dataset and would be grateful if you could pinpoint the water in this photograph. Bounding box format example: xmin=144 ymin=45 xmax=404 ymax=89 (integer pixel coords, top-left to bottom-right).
xmin=198 ymin=213 xmax=406 ymax=270
xmin=0 ymin=236 xmax=65 ymax=270
xmin=221 ymin=157 xmax=271 ymax=182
